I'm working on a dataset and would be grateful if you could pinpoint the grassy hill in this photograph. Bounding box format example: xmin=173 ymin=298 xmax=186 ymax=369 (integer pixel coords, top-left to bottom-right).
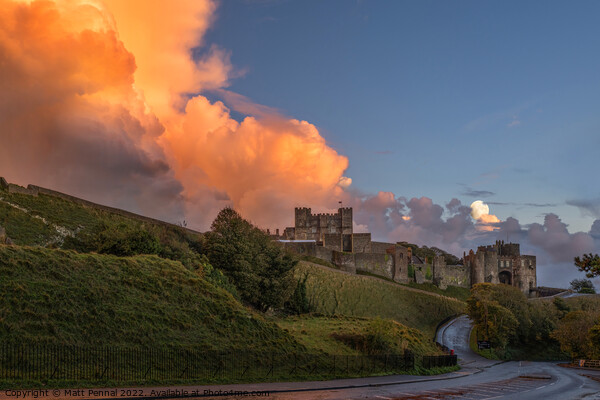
xmin=0 ymin=245 xmax=300 ymax=352
xmin=295 ymin=262 xmax=466 ymax=338
xmin=0 ymin=183 xmax=460 ymax=386
xmin=0 ymin=188 xmax=200 ymax=261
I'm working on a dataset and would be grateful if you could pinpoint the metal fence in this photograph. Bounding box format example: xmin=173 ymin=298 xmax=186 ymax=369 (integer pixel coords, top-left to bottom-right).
xmin=422 ymin=355 xmax=458 ymax=369
xmin=0 ymin=344 xmax=421 ymax=382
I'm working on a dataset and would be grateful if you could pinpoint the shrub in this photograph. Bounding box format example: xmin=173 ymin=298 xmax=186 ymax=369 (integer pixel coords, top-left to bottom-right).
xmin=204 ymin=208 xmax=296 ymax=312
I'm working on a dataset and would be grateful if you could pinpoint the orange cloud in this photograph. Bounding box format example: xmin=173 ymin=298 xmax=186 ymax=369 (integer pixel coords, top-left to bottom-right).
xmin=470 ymin=201 xmax=501 ymax=231
xmin=2 ymin=0 xmax=350 ymax=230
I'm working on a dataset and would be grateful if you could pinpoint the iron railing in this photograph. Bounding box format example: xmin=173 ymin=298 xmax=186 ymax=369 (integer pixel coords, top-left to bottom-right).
xmin=422 ymin=355 xmax=458 ymax=369
xmin=0 ymin=344 xmax=423 ymax=382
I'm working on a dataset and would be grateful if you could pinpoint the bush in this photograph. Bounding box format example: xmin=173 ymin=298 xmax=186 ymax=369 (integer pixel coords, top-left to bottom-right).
xmin=203 ymin=208 xmax=296 ymax=312
xmin=285 ymin=274 xmax=310 ymax=315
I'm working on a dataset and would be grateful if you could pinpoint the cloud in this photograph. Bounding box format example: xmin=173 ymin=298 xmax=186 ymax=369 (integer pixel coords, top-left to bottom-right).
xmin=507 ymin=117 xmax=521 ymax=128
xmin=527 ymin=214 xmax=596 ymax=263
xmin=2 ymin=0 xmax=598 ymax=289
xmin=469 ymin=200 xmax=501 ymax=231
xmin=1 ymin=0 xmax=350 ymax=231
xmin=0 ymin=0 xmax=185 ymax=222
xmin=461 ymin=188 xmax=495 ymax=198
xmin=567 ymin=198 xmax=600 ymax=218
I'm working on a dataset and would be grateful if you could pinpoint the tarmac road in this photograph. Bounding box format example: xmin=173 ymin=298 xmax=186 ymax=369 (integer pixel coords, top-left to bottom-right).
xmin=3 ymin=316 xmax=599 ymax=399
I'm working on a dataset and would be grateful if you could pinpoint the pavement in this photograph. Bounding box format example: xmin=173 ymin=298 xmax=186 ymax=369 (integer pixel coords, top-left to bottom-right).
xmin=2 ymin=315 xmax=599 ymax=399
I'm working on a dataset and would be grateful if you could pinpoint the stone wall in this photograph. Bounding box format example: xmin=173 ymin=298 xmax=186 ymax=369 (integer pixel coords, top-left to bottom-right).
xmin=0 ymin=177 xmax=7 ymax=190
xmin=389 ymin=245 xmax=409 ymax=283
xmin=323 ymin=233 xmax=342 ymax=251
xmin=8 ymin=183 xmax=38 ymax=196
xmin=437 ymin=265 xmax=470 ymax=289
xmin=371 ymin=241 xmax=394 ymax=254
xmin=352 ymin=233 xmax=372 ymax=253
xmin=355 ymin=252 xmax=394 ymax=280
xmin=412 ymin=263 xmax=432 ymax=284
xmin=517 ymin=255 xmax=537 ymax=295
xmin=24 ymin=184 xmax=201 ymax=235
xmin=282 ymin=241 xmax=317 ymax=257
xmin=294 ymin=207 xmax=352 ymax=242
xmin=315 ymin=246 xmax=333 ymax=263
xmin=332 ymin=251 xmax=356 ymax=273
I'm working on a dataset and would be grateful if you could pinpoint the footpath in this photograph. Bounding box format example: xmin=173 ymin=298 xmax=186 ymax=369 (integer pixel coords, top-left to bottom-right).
xmin=0 ymin=316 xmax=500 ymax=400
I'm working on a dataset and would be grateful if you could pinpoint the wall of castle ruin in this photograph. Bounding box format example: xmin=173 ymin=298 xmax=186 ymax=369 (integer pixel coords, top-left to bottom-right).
xmin=517 ymin=255 xmax=537 ymax=295
xmin=323 ymin=233 xmax=342 ymax=251
xmin=371 ymin=241 xmax=394 ymax=254
xmin=0 ymin=177 xmax=8 ymax=190
xmin=8 ymin=184 xmax=38 ymax=196
xmin=281 ymin=241 xmax=317 ymax=257
xmin=315 ymin=246 xmax=333 ymax=263
xmin=352 ymin=233 xmax=372 ymax=253
xmin=437 ymin=265 xmax=470 ymax=289
xmin=355 ymin=252 xmax=394 ymax=280
xmin=332 ymin=251 xmax=356 ymax=273
xmin=25 ymin=184 xmax=201 ymax=235
xmin=294 ymin=207 xmax=352 ymax=241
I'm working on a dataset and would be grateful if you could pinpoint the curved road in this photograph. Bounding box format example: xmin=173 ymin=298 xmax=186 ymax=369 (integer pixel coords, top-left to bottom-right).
xmin=7 ymin=316 xmax=598 ymax=399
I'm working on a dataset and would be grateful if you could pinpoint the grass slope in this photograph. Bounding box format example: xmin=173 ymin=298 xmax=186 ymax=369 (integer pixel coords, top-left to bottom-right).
xmin=0 ymin=245 xmax=301 ymax=352
xmin=0 ymin=190 xmax=198 ymax=251
xmin=277 ymin=315 xmax=440 ymax=358
xmin=296 ymin=262 xmax=466 ymax=338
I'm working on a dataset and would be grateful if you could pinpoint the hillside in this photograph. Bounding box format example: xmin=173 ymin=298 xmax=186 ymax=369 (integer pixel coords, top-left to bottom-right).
xmin=0 ymin=245 xmax=301 ymax=352
xmin=296 ymin=262 xmax=466 ymax=338
xmin=0 ymin=182 xmax=460 ymax=386
xmin=0 ymin=185 xmax=200 ymax=261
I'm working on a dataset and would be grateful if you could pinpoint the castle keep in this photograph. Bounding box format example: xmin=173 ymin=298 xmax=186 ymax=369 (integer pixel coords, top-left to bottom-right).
xmin=278 ymin=207 xmax=537 ymax=296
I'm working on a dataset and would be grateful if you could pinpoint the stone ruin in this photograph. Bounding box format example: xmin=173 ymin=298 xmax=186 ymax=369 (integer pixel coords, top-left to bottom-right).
xmin=274 ymin=207 xmax=537 ymax=296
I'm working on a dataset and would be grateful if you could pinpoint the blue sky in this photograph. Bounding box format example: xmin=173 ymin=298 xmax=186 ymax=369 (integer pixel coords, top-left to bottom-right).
xmin=205 ymin=0 xmax=600 ymax=234
xmin=3 ymin=0 xmax=598 ymax=287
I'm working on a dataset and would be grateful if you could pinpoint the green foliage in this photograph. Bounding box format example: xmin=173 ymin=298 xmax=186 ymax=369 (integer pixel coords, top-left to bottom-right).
xmin=570 ymin=278 xmax=596 ymax=294
xmin=203 ymin=208 xmax=296 ymax=311
xmin=551 ymin=310 xmax=599 ymax=359
xmin=285 ymin=274 xmax=311 ymax=315
xmin=407 ymin=264 xmax=415 ymax=279
xmin=466 ymin=283 xmax=524 ymax=349
xmin=425 ymin=265 xmax=432 ymax=280
xmin=553 ymin=297 xmax=571 ymax=315
xmin=396 ymin=242 xmax=461 ymax=265
xmin=0 ymin=246 xmax=301 ymax=353
xmin=574 ymin=253 xmax=600 ymax=278
xmin=589 ymin=321 xmax=600 ymax=358
xmin=286 ymin=316 xmax=438 ymax=358
xmin=295 ymin=261 xmax=465 ymax=338
xmin=96 ymin=224 xmax=161 ymax=256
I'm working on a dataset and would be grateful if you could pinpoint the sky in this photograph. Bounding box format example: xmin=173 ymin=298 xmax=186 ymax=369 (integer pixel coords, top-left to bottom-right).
xmin=1 ymin=0 xmax=599 ymax=288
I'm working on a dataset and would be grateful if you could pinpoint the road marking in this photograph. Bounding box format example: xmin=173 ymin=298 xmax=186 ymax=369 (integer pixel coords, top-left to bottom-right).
xmin=374 ymin=396 xmax=392 ymax=399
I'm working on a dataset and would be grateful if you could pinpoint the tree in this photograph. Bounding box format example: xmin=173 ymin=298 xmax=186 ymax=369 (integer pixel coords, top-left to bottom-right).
xmin=203 ymin=208 xmax=296 ymax=311
xmin=574 ymin=254 xmax=600 ymax=278
xmin=466 ymin=283 xmax=520 ymax=349
xmin=285 ymin=273 xmax=310 ymax=315
xmin=551 ymin=310 xmax=597 ymax=359
xmin=570 ymin=279 xmax=597 ymax=294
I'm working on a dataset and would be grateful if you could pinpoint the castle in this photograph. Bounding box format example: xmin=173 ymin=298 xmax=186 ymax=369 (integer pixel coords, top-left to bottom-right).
xmin=275 ymin=207 xmax=537 ymax=296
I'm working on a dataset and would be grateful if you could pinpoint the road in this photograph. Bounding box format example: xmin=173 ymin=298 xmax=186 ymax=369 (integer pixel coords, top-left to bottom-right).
xmin=3 ymin=316 xmax=599 ymax=399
